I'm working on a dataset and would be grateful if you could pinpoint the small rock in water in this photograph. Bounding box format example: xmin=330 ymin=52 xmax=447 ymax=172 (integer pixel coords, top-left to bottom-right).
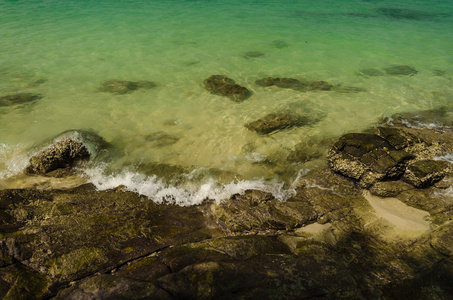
xmin=377 ymin=7 xmax=436 ymax=20
xmin=0 ymin=93 xmax=42 ymax=107
xmin=204 ymin=75 xmax=250 ymax=102
xmin=145 ymin=131 xmax=179 ymax=147
xmin=255 ymin=77 xmax=307 ymax=89
xmin=100 ymin=79 xmax=156 ymax=94
xmin=255 ymin=77 xmax=334 ymax=91
xmin=245 ymin=112 xmax=313 ymax=134
xmin=384 ymin=65 xmax=418 ymax=76
xmin=307 ymin=80 xmax=333 ymax=91
xmin=26 ymin=138 xmax=90 ymax=175
xmin=271 ymin=40 xmax=289 ymax=49
xmin=242 ymin=51 xmax=265 ymax=58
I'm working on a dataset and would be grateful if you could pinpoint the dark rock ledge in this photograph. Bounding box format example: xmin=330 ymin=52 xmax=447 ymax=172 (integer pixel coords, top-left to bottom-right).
xmin=1 ymin=123 xmax=453 ymax=299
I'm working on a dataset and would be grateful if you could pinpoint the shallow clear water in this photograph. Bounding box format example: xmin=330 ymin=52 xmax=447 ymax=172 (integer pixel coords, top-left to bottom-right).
xmin=1 ymin=0 xmax=453 ymax=204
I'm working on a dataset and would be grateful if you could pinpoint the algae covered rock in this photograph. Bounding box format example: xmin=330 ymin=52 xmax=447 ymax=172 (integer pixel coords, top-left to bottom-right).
xmin=404 ymin=159 xmax=451 ymax=188
xmin=25 ymin=138 xmax=90 ymax=175
xmin=204 ymin=75 xmax=250 ymax=101
xmin=255 ymin=77 xmax=307 ymax=90
xmin=327 ymin=133 xmax=415 ymax=187
xmin=384 ymin=65 xmax=418 ymax=76
xmin=25 ymin=129 xmax=111 ymax=176
xmin=100 ymin=79 xmax=156 ymax=94
xmin=245 ymin=112 xmax=314 ymax=134
xmin=255 ymin=76 xmax=334 ymax=92
xmin=0 ymin=93 xmax=42 ymax=107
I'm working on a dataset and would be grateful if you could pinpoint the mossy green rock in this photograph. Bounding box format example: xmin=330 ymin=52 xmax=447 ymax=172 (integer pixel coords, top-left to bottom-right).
xmin=204 ymin=75 xmax=250 ymax=102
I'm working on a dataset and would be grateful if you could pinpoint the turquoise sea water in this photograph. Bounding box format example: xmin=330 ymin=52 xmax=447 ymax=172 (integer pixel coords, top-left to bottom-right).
xmin=1 ymin=0 xmax=453 ymax=204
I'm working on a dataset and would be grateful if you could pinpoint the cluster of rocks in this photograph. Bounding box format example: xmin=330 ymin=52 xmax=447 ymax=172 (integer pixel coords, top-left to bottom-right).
xmin=1 ymin=145 xmax=452 ymax=299
xmin=327 ymin=115 xmax=453 ymax=194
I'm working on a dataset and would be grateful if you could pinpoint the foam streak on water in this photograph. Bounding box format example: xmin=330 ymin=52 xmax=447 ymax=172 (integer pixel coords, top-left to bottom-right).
xmin=1 ymin=0 xmax=453 ymax=202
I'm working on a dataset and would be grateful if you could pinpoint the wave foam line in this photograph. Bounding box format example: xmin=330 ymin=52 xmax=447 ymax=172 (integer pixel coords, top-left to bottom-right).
xmin=83 ymin=167 xmax=296 ymax=206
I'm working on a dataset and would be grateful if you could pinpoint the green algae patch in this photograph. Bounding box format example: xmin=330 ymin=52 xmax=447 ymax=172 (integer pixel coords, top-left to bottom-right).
xmin=0 ymin=265 xmax=51 ymax=300
xmin=46 ymin=247 xmax=107 ymax=277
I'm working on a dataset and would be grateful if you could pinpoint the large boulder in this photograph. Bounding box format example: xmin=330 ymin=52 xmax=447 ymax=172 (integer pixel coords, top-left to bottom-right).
xmin=0 ymin=93 xmax=42 ymax=107
xmin=203 ymin=75 xmax=250 ymax=101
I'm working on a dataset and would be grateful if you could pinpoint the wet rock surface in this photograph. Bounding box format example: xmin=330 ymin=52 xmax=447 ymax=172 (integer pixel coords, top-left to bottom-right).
xmin=0 ymin=93 xmax=42 ymax=107
xmin=25 ymin=130 xmax=112 ymax=177
xmin=2 ymin=116 xmax=453 ymax=299
xmin=25 ymin=138 xmax=90 ymax=175
xmin=204 ymin=75 xmax=250 ymax=101
xmin=100 ymin=79 xmax=156 ymax=94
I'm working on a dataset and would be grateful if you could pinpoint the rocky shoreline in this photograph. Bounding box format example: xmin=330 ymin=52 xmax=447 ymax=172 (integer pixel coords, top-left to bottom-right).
xmin=1 ymin=108 xmax=453 ymax=299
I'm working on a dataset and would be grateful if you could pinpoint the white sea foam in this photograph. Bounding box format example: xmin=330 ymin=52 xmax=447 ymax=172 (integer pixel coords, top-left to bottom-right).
xmin=434 ymin=153 xmax=453 ymax=163
xmin=83 ymin=165 xmax=296 ymax=206
xmin=0 ymin=143 xmax=29 ymax=179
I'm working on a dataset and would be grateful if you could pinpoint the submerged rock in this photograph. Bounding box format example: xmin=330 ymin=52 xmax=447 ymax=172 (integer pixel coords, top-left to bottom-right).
xmin=242 ymin=51 xmax=265 ymax=58
xmin=245 ymin=112 xmax=313 ymax=134
xmin=145 ymin=131 xmax=179 ymax=147
xmin=255 ymin=77 xmax=307 ymax=90
xmin=25 ymin=138 xmax=90 ymax=175
xmin=386 ymin=108 xmax=453 ymax=127
xmin=255 ymin=77 xmax=334 ymax=92
xmin=204 ymin=75 xmax=250 ymax=102
xmin=357 ymin=68 xmax=385 ymax=77
xmin=377 ymin=7 xmax=437 ymax=20
xmin=100 ymin=79 xmax=156 ymax=94
xmin=384 ymin=65 xmax=418 ymax=76
xmin=271 ymin=40 xmax=289 ymax=48
xmin=0 ymin=93 xmax=42 ymax=107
